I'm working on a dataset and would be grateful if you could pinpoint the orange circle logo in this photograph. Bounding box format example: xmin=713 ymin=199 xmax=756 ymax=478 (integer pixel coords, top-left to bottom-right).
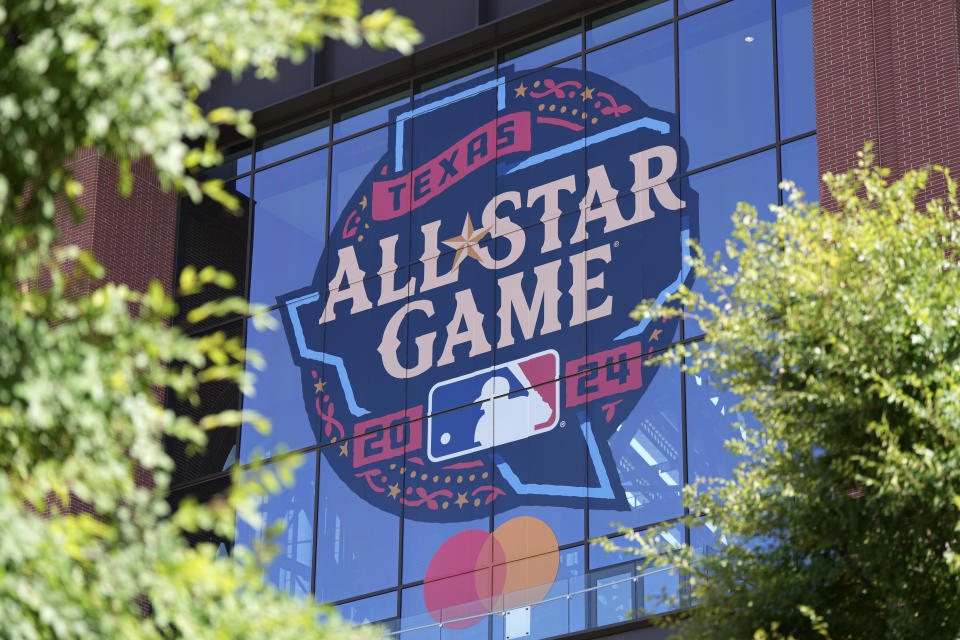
xmin=423 ymin=517 xmax=559 ymax=629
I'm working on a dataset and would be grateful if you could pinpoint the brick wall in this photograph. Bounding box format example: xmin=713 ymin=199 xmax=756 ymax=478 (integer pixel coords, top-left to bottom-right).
xmin=58 ymin=153 xmax=179 ymax=297
xmin=813 ymin=0 xmax=960 ymax=203
xmin=54 ymin=153 xmax=178 ymax=510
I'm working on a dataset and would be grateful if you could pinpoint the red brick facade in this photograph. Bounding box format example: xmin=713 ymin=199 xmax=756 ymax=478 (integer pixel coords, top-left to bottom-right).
xmin=813 ymin=0 xmax=960 ymax=202
xmin=59 ymin=150 xmax=179 ymax=297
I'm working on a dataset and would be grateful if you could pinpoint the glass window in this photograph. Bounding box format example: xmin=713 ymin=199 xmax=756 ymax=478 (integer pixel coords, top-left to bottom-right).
xmin=588 ymin=359 xmax=683 ymax=537
xmin=587 ymin=23 xmax=676 ymax=123
xmin=315 ymin=438 xmax=401 ymax=602
xmin=777 ymin=0 xmax=815 ymax=139
xmin=781 ymin=134 xmax=819 ymax=202
xmin=174 ymin=176 xmax=250 ymax=330
xmin=684 ymin=149 xmax=778 ymax=338
xmin=410 ymin=84 xmax=497 ymax=252
xmin=331 ymin=128 xmax=392 ymax=230
xmin=499 ymin=60 xmax=585 ymax=221
xmin=492 ymin=378 xmax=586 ymax=546
xmin=234 ymin=453 xmax=316 ymax=596
xmin=587 ymin=524 xmax=682 ymax=619
xmin=165 ymin=321 xmax=241 ymax=486
xmin=500 ymin=24 xmax=581 ymax=80
xmin=336 ymin=591 xmax=398 ymax=626
xmin=690 ymin=518 xmax=729 ymax=556
xmin=328 ymin=126 xmax=412 ymax=279
xmin=249 ymin=150 xmax=329 ymax=306
xmin=240 ymin=308 xmax=317 ymax=463
xmin=679 ymin=0 xmax=776 ymax=170
xmin=401 ymin=583 xmax=485 ymax=640
xmin=255 ymin=117 xmax=328 ymax=169
xmin=581 ymin=189 xmax=682 ymax=351
xmin=200 ymin=143 xmax=252 ymax=180
xmin=586 ymin=0 xmax=672 ymax=48
xmin=496 ymin=217 xmax=586 ymax=364
xmin=405 ymin=245 xmax=496 ymax=416
xmin=685 ymin=366 xmax=758 ymax=483
xmin=415 ymin=57 xmax=496 ymax=108
xmin=486 ymin=546 xmax=586 ymax=640
xmin=402 ymin=403 xmax=493 ymax=584
xmin=678 ymin=0 xmax=716 ymax=14
xmin=334 ymin=87 xmax=410 ymax=141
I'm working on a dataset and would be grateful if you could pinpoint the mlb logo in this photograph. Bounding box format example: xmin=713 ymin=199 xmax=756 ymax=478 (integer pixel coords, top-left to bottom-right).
xmin=427 ymin=350 xmax=560 ymax=462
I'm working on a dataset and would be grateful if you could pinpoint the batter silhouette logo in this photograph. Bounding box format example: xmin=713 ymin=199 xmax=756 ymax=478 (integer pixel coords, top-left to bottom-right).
xmin=279 ymin=64 xmax=698 ymax=523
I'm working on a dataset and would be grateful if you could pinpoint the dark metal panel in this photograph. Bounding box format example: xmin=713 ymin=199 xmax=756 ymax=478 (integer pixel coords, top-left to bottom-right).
xmin=207 ymin=0 xmax=612 ymax=142
xmin=478 ymin=0 xmax=552 ymax=23
xmin=314 ymin=0 xmax=481 ymax=86
xmin=213 ymin=0 xmax=596 ymax=145
xmin=197 ymin=56 xmax=315 ymax=113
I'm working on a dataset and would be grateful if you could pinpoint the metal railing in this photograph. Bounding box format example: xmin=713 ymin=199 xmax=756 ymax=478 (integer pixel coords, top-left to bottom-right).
xmin=385 ymin=565 xmax=679 ymax=640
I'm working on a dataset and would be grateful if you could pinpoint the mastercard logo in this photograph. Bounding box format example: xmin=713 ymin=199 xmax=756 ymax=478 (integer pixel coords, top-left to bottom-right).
xmin=423 ymin=517 xmax=559 ymax=629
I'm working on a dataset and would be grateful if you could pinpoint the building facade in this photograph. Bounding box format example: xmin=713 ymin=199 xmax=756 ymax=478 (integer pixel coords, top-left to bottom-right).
xmin=64 ymin=1 xmax=960 ymax=639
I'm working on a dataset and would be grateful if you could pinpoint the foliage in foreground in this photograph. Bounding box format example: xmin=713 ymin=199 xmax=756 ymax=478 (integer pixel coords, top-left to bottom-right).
xmin=0 ymin=1 xmax=419 ymax=638
xmin=623 ymin=147 xmax=960 ymax=639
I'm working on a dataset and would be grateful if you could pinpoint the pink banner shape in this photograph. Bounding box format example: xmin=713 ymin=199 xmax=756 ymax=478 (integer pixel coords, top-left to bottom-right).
xmin=371 ymin=111 xmax=532 ymax=221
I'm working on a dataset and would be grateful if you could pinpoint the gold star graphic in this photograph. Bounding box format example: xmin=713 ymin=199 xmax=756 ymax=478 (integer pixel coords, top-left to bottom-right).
xmin=314 ymin=379 xmax=326 ymax=394
xmin=649 ymin=328 xmax=662 ymax=342
xmin=454 ymin=492 xmax=468 ymax=508
xmin=580 ymin=86 xmax=595 ymax=101
xmin=387 ymin=483 xmax=401 ymax=499
xmin=442 ymin=214 xmax=491 ymax=270
xmin=359 ymin=195 xmax=368 ymax=210
xmin=338 ymin=442 xmax=349 ymax=457
xmin=514 ymin=82 xmax=527 ymax=98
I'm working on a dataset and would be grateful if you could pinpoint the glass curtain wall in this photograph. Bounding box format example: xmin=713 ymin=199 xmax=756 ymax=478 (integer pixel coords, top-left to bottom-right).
xmin=169 ymin=0 xmax=816 ymax=636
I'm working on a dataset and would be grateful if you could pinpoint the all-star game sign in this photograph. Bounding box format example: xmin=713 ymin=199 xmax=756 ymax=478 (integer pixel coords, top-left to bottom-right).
xmin=279 ymin=65 xmax=698 ymax=526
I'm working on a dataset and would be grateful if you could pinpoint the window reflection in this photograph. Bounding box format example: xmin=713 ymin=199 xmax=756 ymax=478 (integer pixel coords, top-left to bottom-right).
xmin=234 ymin=454 xmax=316 ymax=596
xmin=690 ymin=518 xmax=729 ymax=556
xmin=336 ymin=591 xmax=399 ymax=627
xmin=402 ymin=403 xmax=493 ymax=584
xmin=256 ymin=118 xmax=328 ymax=169
xmin=240 ymin=308 xmax=317 ymax=462
xmin=588 ymin=359 xmax=683 ymax=537
xmin=500 ymin=25 xmax=581 ymax=79
xmin=678 ymin=0 xmax=716 ymax=14
xmin=781 ymin=134 xmax=819 ymax=202
xmin=498 ymin=61 xmax=585 ymax=221
xmin=685 ymin=366 xmax=759 ymax=483
xmin=492 ymin=376 xmax=586 ymax=547
xmin=777 ymin=0 xmax=816 ymax=139
xmin=415 ymin=57 xmax=495 ymax=108
xmin=587 ymin=524 xmax=682 ymax=620
xmin=684 ymin=149 xmax=778 ymax=338
xmin=330 ymin=127 xmax=394 ymax=232
xmin=586 ymin=23 xmax=676 ymax=133
xmin=679 ymin=0 xmax=775 ymax=169
xmin=200 ymin=144 xmax=252 ymax=180
xmin=316 ymin=441 xmax=401 ymax=602
xmin=249 ymin=150 xmax=329 ymax=305
xmin=334 ymin=87 xmax=410 ymax=141
xmin=586 ymin=0 xmax=673 ymax=48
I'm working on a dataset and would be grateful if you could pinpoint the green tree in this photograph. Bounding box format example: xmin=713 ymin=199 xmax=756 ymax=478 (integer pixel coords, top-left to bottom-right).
xmin=620 ymin=146 xmax=960 ymax=639
xmin=0 ymin=1 xmax=419 ymax=638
